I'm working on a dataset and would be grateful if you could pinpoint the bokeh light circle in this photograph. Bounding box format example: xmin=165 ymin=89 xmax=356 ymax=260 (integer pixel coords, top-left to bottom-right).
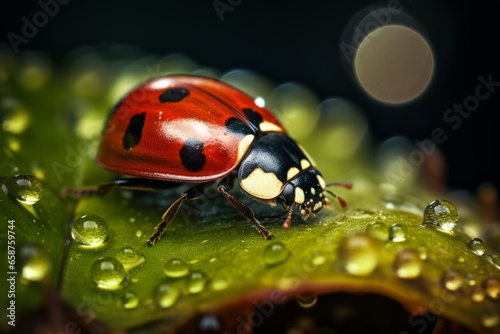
xmin=354 ymin=25 xmax=434 ymax=104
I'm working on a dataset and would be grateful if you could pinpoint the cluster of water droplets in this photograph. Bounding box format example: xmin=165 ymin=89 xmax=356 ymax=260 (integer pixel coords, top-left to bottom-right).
xmin=153 ymin=258 xmax=212 ymax=309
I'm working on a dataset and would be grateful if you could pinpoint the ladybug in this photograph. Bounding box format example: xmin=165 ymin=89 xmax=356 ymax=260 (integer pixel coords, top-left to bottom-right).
xmin=67 ymin=75 xmax=350 ymax=246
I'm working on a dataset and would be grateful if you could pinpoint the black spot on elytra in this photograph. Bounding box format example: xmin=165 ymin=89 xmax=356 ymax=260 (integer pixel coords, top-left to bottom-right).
xmin=122 ymin=113 xmax=146 ymax=150
xmin=243 ymin=108 xmax=263 ymax=128
xmin=159 ymin=88 xmax=190 ymax=103
xmin=225 ymin=117 xmax=253 ymax=137
xmin=180 ymin=138 xmax=206 ymax=172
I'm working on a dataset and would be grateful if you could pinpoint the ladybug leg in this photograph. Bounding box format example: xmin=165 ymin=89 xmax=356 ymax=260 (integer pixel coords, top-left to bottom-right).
xmin=146 ymin=182 xmax=211 ymax=246
xmin=217 ymin=178 xmax=275 ymax=240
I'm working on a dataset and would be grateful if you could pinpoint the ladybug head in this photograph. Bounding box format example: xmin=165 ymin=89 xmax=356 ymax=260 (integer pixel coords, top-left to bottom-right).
xmin=279 ymin=169 xmax=331 ymax=220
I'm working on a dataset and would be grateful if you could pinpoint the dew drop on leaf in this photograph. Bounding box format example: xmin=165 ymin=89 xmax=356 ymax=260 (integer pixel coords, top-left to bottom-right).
xmin=483 ymin=277 xmax=500 ymax=300
xmin=388 ymin=223 xmax=407 ymax=242
xmin=71 ymin=214 xmax=109 ymax=247
xmin=20 ymin=243 xmax=51 ymax=282
xmin=186 ymin=270 xmax=208 ymax=294
xmin=2 ymin=174 xmax=42 ymax=205
xmin=481 ymin=308 xmax=499 ymax=328
xmin=121 ymin=291 xmax=139 ymax=310
xmin=90 ymin=257 xmax=126 ymax=290
xmin=366 ymin=220 xmax=389 ymax=241
xmin=423 ymin=199 xmax=459 ymax=231
xmin=471 ymin=286 xmax=485 ymax=303
xmin=263 ymin=242 xmax=291 ymax=266
xmin=392 ymin=248 xmax=423 ymax=279
xmin=1 ymin=97 xmax=31 ymax=134
xmin=441 ymin=268 xmax=465 ymax=291
xmin=417 ymin=245 xmax=428 ymax=260
xmin=338 ymin=233 xmax=379 ymax=276
xmin=466 ymin=238 xmax=486 ymax=256
xmin=486 ymin=254 xmax=500 ymax=270
xmin=210 ymin=274 xmax=230 ymax=291
xmin=154 ymin=281 xmax=180 ymax=308
xmin=164 ymin=258 xmax=189 ymax=278
xmin=116 ymin=247 xmax=145 ymax=271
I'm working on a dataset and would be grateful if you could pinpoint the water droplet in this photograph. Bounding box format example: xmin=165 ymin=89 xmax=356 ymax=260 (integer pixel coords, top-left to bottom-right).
xmin=481 ymin=308 xmax=499 ymax=328
xmin=467 ymin=238 xmax=486 ymax=256
xmin=486 ymin=254 xmax=500 ymax=270
xmin=393 ymin=248 xmax=423 ymax=279
xmin=311 ymin=252 xmax=326 ymax=266
xmin=366 ymin=220 xmax=389 ymax=241
xmin=164 ymin=258 xmax=189 ymax=278
xmin=296 ymin=292 xmax=318 ymax=309
xmin=71 ymin=215 xmax=108 ymax=247
xmin=423 ymin=199 xmax=459 ymax=231
xmin=7 ymin=136 xmax=21 ymax=152
xmin=483 ymin=277 xmax=500 ymax=300
xmin=417 ymin=245 xmax=428 ymax=260
xmin=441 ymin=268 xmax=465 ymax=291
xmin=154 ymin=281 xmax=180 ymax=308
xmin=20 ymin=244 xmax=51 ymax=282
xmin=116 ymin=247 xmax=145 ymax=271
xmin=186 ymin=270 xmax=208 ymax=294
xmin=388 ymin=223 xmax=407 ymax=242
xmin=1 ymin=97 xmax=31 ymax=134
xmin=471 ymin=286 xmax=485 ymax=302
xmin=338 ymin=233 xmax=379 ymax=276
xmin=135 ymin=230 xmax=143 ymax=238
xmin=465 ymin=273 xmax=476 ymax=286
xmin=263 ymin=242 xmax=291 ymax=266
xmin=121 ymin=291 xmax=139 ymax=309
xmin=2 ymin=174 xmax=42 ymax=204
xmin=90 ymin=257 xmax=126 ymax=290
xmin=210 ymin=275 xmax=230 ymax=291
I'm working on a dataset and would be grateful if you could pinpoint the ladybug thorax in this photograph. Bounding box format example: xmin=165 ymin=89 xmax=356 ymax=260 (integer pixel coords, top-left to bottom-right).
xmin=238 ymin=133 xmax=328 ymax=217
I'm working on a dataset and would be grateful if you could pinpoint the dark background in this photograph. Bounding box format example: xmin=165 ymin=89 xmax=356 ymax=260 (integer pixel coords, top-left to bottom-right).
xmin=1 ymin=0 xmax=499 ymax=194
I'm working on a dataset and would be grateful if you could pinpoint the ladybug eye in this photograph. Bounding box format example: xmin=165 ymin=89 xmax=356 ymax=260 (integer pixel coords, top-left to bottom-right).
xmin=282 ymin=183 xmax=295 ymax=204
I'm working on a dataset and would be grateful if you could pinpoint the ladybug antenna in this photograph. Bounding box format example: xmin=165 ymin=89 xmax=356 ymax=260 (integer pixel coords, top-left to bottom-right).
xmin=325 ymin=181 xmax=351 ymax=209
xmin=325 ymin=189 xmax=347 ymax=208
xmin=282 ymin=204 xmax=295 ymax=230
xmin=326 ymin=181 xmax=352 ymax=190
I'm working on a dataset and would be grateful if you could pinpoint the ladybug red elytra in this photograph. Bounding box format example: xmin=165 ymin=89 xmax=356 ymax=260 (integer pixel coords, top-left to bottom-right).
xmin=65 ymin=75 xmax=350 ymax=246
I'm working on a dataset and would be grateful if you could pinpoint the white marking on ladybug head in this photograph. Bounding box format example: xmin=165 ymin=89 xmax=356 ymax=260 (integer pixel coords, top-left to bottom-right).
xmin=310 ymin=187 xmax=316 ymax=195
xmin=294 ymin=187 xmax=305 ymax=204
xmin=300 ymin=159 xmax=311 ymax=170
xmin=287 ymin=167 xmax=300 ymax=180
xmin=240 ymin=167 xmax=284 ymax=199
xmin=316 ymin=175 xmax=326 ymax=190
xmin=313 ymin=201 xmax=323 ymax=212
